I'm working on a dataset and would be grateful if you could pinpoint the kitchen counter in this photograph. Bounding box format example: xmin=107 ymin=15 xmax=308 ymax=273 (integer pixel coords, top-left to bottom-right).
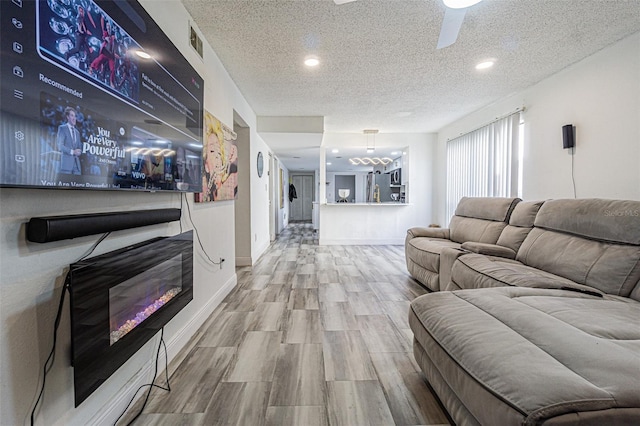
xmin=325 ymin=202 xmax=410 ymax=206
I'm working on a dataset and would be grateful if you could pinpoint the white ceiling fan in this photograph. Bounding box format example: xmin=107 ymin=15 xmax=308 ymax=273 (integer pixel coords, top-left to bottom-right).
xmin=332 ymin=0 xmax=482 ymax=49
xmin=437 ymin=0 xmax=482 ymax=49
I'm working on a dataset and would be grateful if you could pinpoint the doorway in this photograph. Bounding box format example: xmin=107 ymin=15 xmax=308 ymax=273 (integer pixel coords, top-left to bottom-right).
xmin=290 ymin=174 xmax=313 ymax=222
xmin=233 ymin=112 xmax=251 ymax=266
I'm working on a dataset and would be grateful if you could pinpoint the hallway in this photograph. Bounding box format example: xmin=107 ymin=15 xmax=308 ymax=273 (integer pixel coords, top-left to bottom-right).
xmin=124 ymin=223 xmax=450 ymax=425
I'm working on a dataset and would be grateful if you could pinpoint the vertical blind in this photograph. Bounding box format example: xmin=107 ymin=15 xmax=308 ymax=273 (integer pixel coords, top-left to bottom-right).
xmin=446 ymin=112 xmax=521 ymax=220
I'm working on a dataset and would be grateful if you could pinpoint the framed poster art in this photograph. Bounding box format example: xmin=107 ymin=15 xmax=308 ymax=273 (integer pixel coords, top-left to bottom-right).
xmin=195 ymin=110 xmax=238 ymax=202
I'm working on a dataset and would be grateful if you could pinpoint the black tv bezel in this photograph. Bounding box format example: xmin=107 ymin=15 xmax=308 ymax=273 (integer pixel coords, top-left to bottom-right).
xmin=1 ymin=0 xmax=205 ymax=193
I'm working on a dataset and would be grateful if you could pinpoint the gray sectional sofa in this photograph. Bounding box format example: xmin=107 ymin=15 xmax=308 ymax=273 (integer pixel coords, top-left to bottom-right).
xmin=407 ymin=198 xmax=640 ymax=425
xmin=405 ymin=197 xmax=521 ymax=292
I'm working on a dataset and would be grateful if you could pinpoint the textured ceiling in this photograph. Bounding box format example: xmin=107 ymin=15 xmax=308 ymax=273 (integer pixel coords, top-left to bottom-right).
xmin=181 ymin=0 xmax=640 ymax=135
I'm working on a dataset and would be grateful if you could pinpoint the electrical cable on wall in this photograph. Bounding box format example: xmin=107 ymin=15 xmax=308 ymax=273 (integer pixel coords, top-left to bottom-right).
xmin=113 ymin=328 xmax=171 ymax=426
xmin=571 ymin=147 xmax=577 ymax=199
xmin=182 ymin=193 xmax=224 ymax=268
xmin=30 ymin=232 xmax=111 ymax=426
xmin=562 ymin=124 xmax=577 ymax=199
xmin=179 ymin=194 xmax=184 ymax=234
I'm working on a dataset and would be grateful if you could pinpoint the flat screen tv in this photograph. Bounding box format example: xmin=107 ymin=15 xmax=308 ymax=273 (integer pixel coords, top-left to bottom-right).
xmin=1 ymin=0 xmax=204 ymax=192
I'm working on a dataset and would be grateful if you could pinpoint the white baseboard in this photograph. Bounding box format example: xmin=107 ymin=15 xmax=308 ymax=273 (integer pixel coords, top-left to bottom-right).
xmin=254 ymin=240 xmax=271 ymax=261
xmin=319 ymin=238 xmax=404 ymax=245
xmin=88 ymin=274 xmax=237 ymax=426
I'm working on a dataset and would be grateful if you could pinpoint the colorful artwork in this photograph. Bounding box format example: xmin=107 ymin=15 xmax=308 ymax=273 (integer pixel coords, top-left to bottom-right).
xmin=195 ymin=111 xmax=238 ymax=202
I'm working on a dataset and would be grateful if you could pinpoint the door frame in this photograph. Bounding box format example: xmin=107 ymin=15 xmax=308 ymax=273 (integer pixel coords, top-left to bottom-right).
xmin=269 ymin=153 xmax=276 ymax=240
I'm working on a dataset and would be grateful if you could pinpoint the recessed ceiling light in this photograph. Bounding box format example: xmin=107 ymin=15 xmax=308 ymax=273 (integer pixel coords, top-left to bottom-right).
xmin=367 ymin=148 xmax=375 ymax=154
xmin=331 ymin=149 xmax=339 ymax=153
xmin=135 ymin=50 xmax=152 ymax=59
xmin=326 ymin=162 xmax=332 ymax=165
xmin=304 ymin=56 xmax=319 ymax=67
xmin=443 ymin=0 xmax=483 ymax=9
xmin=293 ymin=156 xmax=301 ymax=159
xmin=475 ymin=60 xmax=495 ymax=70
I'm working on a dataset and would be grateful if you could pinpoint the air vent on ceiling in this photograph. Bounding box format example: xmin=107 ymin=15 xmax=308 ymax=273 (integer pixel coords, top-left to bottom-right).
xmin=189 ymin=24 xmax=203 ymax=59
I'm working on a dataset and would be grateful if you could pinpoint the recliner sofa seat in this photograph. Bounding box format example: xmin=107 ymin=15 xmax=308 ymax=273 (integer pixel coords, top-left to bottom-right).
xmin=405 ymin=197 xmax=520 ymax=292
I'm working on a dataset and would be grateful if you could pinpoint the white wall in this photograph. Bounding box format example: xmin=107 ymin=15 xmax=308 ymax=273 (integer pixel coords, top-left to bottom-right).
xmin=319 ymin=133 xmax=436 ymax=244
xmin=251 ymin=137 xmax=273 ymax=262
xmin=434 ymin=33 xmax=640 ymax=224
xmin=0 ymin=1 xmax=270 ymax=425
xmin=276 ymin=159 xmax=290 ymax=233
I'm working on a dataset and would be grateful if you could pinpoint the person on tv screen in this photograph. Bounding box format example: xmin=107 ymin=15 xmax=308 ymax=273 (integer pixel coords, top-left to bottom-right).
xmin=65 ymin=6 xmax=95 ymax=64
xmin=57 ymin=107 xmax=83 ymax=175
xmin=116 ymin=52 xmax=137 ymax=97
xmin=90 ymin=21 xmax=119 ymax=88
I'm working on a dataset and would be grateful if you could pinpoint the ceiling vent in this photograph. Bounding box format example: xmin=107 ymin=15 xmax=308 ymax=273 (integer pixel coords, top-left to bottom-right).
xmin=189 ymin=24 xmax=203 ymax=59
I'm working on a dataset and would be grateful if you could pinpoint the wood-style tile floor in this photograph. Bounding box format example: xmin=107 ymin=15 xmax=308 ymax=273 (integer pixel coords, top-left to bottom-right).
xmin=126 ymin=223 xmax=451 ymax=426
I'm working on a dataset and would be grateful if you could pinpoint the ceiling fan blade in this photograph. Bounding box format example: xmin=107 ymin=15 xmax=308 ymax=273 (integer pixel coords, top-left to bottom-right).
xmin=437 ymin=7 xmax=467 ymax=49
xmin=334 ymin=0 xmax=357 ymax=4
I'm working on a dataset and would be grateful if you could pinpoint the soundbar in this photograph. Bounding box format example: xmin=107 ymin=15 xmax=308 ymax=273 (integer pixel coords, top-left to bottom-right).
xmin=27 ymin=209 xmax=181 ymax=243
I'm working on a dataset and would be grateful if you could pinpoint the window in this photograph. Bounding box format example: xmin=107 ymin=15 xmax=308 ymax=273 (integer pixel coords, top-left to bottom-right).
xmin=446 ymin=111 xmax=522 ymax=220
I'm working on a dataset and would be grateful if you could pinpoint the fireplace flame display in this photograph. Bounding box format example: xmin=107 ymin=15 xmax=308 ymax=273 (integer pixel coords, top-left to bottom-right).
xmin=110 ymin=287 xmax=181 ymax=344
xmin=108 ymin=253 xmax=183 ymax=346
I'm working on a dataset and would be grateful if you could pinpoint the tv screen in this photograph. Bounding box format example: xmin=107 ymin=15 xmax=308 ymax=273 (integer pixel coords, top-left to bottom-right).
xmin=1 ymin=0 xmax=204 ymax=192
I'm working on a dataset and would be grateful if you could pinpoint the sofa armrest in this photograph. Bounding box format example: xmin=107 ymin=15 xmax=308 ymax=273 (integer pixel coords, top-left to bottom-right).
xmin=460 ymin=242 xmax=517 ymax=259
xmin=439 ymin=247 xmax=469 ymax=292
xmin=407 ymin=227 xmax=450 ymax=240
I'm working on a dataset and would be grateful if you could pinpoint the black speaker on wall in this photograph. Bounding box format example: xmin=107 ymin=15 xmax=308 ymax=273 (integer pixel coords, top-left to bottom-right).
xmin=27 ymin=209 xmax=181 ymax=243
xmin=562 ymin=124 xmax=575 ymax=149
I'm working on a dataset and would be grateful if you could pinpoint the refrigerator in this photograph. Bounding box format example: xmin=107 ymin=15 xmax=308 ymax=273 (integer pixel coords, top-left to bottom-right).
xmin=366 ymin=173 xmax=392 ymax=203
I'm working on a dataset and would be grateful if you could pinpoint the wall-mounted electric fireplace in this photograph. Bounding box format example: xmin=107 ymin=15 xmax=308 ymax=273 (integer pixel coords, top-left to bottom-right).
xmin=69 ymin=231 xmax=193 ymax=406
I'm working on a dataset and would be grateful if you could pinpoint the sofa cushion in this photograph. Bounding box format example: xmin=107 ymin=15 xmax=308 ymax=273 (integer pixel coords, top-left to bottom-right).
xmin=449 ymin=216 xmax=509 ymax=244
xmin=450 ymin=253 xmax=603 ymax=294
xmin=406 ymin=238 xmax=462 ymax=274
xmin=496 ymin=200 xmax=545 ymax=253
xmin=517 ymin=228 xmax=640 ymax=297
xmin=455 ymin=197 xmax=521 ymax=222
xmin=495 ymin=226 xmax=531 ymax=253
xmin=448 ymin=197 xmax=520 ymax=244
xmin=409 ymin=288 xmax=640 ymax=425
xmin=508 ymin=200 xmax=544 ymax=227
xmin=534 ymin=198 xmax=640 ymax=245
xmin=460 ymin=242 xmax=517 ymax=259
